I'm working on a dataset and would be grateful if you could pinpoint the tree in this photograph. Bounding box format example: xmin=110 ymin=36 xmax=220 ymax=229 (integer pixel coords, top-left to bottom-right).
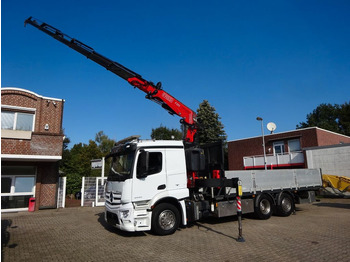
xmin=95 ymin=131 xmax=116 ymax=154
xmin=151 ymin=125 xmax=183 ymax=140
xmin=62 ymin=136 xmax=71 ymax=150
xmin=60 ymin=131 xmax=116 ymax=196
xmin=63 ymin=141 xmax=102 ymax=177
xmin=60 ymin=136 xmax=71 ymax=172
xmin=297 ymin=101 xmax=350 ymax=136
xmin=66 ymin=173 xmax=81 ymax=195
xmin=196 ymin=100 xmax=227 ymax=145
xmin=338 ymin=102 xmax=350 ymax=136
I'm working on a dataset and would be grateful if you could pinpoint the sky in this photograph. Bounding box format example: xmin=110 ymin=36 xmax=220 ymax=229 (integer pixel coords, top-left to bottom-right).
xmin=2 ymin=0 xmax=350 ymax=147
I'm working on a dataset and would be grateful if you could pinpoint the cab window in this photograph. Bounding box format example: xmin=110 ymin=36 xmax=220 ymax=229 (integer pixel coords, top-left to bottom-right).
xmin=137 ymin=151 xmax=162 ymax=177
xmin=148 ymin=152 xmax=162 ymax=175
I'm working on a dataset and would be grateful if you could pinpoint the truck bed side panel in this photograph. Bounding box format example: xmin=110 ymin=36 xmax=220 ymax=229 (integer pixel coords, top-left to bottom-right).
xmin=224 ymin=169 xmax=322 ymax=194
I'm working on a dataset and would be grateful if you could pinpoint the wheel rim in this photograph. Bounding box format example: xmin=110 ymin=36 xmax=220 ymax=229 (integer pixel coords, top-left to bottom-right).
xmin=260 ymin=199 xmax=271 ymax=215
xmin=281 ymin=197 xmax=292 ymax=213
xmin=158 ymin=210 xmax=176 ymax=230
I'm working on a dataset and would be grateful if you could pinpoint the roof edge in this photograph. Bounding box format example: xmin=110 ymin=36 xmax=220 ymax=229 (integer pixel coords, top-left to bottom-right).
xmin=1 ymin=154 xmax=62 ymax=162
xmin=304 ymin=143 xmax=350 ymax=151
xmin=1 ymin=87 xmax=65 ymax=102
xmin=228 ymin=126 xmax=350 ymax=143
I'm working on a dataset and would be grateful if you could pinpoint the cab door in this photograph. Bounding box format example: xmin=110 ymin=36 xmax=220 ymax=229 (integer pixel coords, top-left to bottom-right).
xmin=132 ymin=149 xmax=166 ymax=202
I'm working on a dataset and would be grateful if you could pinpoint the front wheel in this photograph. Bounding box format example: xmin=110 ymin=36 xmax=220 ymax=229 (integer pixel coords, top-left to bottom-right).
xmin=151 ymin=203 xmax=180 ymax=235
xmin=254 ymin=194 xmax=273 ymax=219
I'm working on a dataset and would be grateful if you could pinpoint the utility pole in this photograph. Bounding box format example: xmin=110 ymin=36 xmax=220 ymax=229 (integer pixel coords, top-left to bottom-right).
xmin=256 ymin=117 xmax=267 ymax=170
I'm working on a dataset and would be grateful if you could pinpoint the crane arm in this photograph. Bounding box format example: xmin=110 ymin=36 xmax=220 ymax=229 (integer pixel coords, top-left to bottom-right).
xmin=24 ymin=17 xmax=197 ymax=142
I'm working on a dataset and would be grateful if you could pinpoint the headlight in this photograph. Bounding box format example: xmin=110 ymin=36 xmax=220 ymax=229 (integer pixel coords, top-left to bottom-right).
xmin=120 ymin=210 xmax=130 ymax=219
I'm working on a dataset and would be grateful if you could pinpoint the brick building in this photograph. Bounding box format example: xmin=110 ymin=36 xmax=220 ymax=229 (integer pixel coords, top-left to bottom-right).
xmin=228 ymin=127 xmax=350 ymax=170
xmin=1 ymin=87 xmax=65 ymax=212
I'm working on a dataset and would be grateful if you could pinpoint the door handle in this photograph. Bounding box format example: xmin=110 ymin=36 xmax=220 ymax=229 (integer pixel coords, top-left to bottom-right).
xmin=157 ymin=184 xmax=166 ymax=190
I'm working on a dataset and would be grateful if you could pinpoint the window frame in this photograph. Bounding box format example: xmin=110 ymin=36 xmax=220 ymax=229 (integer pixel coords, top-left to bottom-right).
xmin=273 ymin=141 xmax=285 ymax=156
xmin=136 ymin=150 xmax=163 ymax=177
xmin=147 ymin=152 xmax=163 ymax=176
xmin=1 ymin=176 xmax=36 ymax=196
xmin=288 ymin=139 xmax=301 ymax=153
xmin=1 ymin=167 xmax=37 ymax=212
xmin=1 ymin=166 xmax=37 ymax=196
xmin=1 ymin=107 xmax=36 ymax=132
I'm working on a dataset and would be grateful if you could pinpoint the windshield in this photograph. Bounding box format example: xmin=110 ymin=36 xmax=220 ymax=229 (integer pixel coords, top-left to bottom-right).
xmin=108 ymin=152 xmax=135 ymax=181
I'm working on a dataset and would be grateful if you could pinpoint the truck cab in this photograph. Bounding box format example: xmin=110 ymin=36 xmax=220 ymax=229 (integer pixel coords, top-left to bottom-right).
xmin=105 ymin=138 xmax=189 ymax=235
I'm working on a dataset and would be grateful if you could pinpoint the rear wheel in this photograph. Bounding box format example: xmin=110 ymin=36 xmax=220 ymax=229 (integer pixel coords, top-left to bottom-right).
xmin=152 ymin=203 xmax=180 ymax=235
xmin=276 ymin=193 xmax=294 ymax=217
xmin=255 ymin=195 xmax=273 ymax=219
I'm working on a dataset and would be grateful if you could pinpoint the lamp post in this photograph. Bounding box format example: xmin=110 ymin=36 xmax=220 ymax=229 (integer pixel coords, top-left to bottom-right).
xmin=256 ymin=117 xmax=267 ymax=170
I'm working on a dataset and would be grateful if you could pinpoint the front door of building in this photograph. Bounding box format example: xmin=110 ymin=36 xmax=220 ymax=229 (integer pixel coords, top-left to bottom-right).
xmin=273 ymin=142 xmax=285 ymax=155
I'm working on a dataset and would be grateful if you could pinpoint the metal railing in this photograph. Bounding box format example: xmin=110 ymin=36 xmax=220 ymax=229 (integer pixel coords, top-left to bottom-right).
xmin=243 ymin=151 xmax=304 ymax=169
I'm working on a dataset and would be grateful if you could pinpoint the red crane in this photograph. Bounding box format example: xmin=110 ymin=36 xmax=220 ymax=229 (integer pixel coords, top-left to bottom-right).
xmin=25 ymin=17 xmax=198 ymax=143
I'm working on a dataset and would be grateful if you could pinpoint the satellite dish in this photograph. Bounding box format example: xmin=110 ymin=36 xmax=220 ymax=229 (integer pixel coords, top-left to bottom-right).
xmin=267 ymin=122 xmax=277 ymax=133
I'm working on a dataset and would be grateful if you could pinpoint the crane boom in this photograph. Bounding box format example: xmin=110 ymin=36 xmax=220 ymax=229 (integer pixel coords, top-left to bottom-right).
xmin=24 ymin=17 xmax=197 ymax=142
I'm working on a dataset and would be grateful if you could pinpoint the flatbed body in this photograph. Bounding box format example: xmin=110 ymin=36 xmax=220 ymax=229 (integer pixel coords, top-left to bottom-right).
xmin=225 ymin=169 xmax=322 ymax=195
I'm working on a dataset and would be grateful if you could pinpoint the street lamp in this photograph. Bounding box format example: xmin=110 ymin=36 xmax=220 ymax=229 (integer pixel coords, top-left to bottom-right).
xmin=256 ymin=117 xmax=267 ymax=170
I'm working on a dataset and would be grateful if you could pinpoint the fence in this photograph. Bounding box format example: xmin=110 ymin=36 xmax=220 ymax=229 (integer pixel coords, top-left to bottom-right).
xmin=81 ymin=176 xmax=107 ymax=207
xmin=243 ymin=151 xmax=305 ymax=169
xmin=57 ymin=177 xmax=66 ymax=208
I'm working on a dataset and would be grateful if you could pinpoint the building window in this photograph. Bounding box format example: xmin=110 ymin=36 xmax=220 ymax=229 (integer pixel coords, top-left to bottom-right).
xmin=273 ymin=142 xmax=285 ymax=155
xmin=288 ymin=139 xmax=301 ymax=152
xmin=1 ymin=177 xmax=12 ymax=193
xmin=1 ymin=167 xmax=36 ymax=210
xmin=1 ymin=111 xmax=34 ymax=131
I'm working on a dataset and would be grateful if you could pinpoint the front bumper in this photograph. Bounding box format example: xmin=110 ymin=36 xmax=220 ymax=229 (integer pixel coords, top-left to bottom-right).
xmin=105 ymin=202 xmax=151 ymax=232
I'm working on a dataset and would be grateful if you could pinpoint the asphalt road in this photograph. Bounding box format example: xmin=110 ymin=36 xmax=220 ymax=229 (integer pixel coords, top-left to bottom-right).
xmin=2 ymin=198 xmax=349 ymax=262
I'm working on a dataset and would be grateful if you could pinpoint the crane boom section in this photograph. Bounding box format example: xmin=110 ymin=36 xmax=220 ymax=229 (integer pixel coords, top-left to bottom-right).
xmin=25 ymin=17 xmax=197 ymax=142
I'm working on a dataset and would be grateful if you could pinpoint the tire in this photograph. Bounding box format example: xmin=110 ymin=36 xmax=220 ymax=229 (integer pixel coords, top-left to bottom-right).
xmin=151 ymin=203 xmax=180 ymax=235
xmin=276 ymin=193 xmax=294 ymax=217
xmin=254 ymin=194 xmax=273 ymax=219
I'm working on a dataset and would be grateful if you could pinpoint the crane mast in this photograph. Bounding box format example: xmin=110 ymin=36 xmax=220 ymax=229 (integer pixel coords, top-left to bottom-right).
xmin=24 ymin=17 xmax=198 ymax=143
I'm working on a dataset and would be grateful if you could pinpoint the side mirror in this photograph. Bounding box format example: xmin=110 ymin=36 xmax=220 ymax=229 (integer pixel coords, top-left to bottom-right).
xmin=137 ymin=150 xmax=149 ymax=178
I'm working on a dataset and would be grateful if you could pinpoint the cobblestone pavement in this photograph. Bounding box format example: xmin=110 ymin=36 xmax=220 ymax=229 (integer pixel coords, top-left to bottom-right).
xmin=2 ymin=198 xmax=349 ymax=262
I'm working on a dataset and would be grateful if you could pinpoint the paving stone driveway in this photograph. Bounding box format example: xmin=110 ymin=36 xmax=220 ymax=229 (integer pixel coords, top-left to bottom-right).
xmin=2 ymin=198 xmax=350 ymax=262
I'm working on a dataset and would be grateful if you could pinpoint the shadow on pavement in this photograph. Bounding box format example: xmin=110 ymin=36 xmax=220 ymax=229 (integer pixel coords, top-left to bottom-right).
xmin=314 ymin=202 xmax=350 ymax=209
xmin=1 ymin=219 xmax=11 ymax=247
xmin=193 ymin=222 xmax=240 ymax=241
xmin=2 ymin=219 xmax=18 ymax=261
xmin=197 ymin=215 xmax=239 ymax=225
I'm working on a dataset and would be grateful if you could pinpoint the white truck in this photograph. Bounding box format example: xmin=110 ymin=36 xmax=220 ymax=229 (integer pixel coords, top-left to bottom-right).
xmin=105 ymin=137 xmax=322 ymax=235
xmin=25 ymin=18 xmax=323 ymax=236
